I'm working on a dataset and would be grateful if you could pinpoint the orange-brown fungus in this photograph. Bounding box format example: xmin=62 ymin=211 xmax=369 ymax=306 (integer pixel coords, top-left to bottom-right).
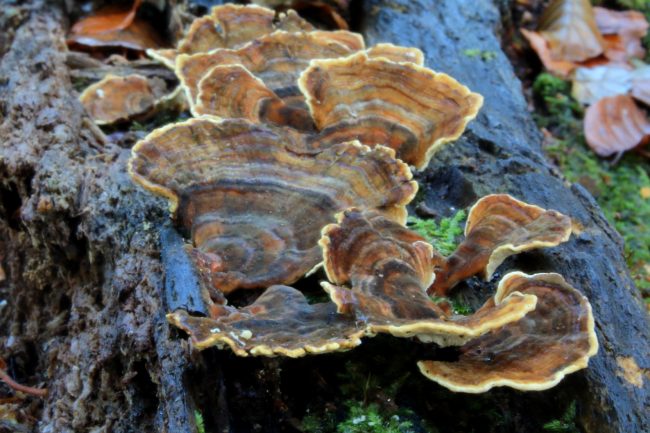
xmin=320 ymin=209 xmax=537 ymax=345
xmin=79 ymin=74 xmax=166 ymax=125
xmin=167 ymin=285 xmax=364 ymax=356
xmin=147 ymin=4 xmax=313 ymax=69
xmin=418 ymin=272 xmax=598 ymax=392
xmin=430 ymin=194 xmax=572 ymax=296
xmin=194 ymin=65 xmax=314 ymax=130
xmin=178 ymin=30 xmax=364 ymax=114
xmin=299 ymin=52 xmax=483 ymax=169
xmin=128 ymin=118 xmax=416 ymax=294
xmin=365 ymin=43 xmax=424 ymax=65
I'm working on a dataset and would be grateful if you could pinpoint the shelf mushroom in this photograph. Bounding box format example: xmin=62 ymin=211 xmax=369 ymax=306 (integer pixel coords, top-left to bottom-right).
xmin=129 ymin=117 xmax=416 ymax=296
xmin=148 ymin=4 xmax=313 ymax=69
xmin=300 ymin=52 xmax=483 ymax=169
xmin=428 ymin=194 xmax=573 ymax=295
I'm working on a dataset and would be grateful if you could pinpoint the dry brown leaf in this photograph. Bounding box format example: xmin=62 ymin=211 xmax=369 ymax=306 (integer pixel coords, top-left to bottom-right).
xmin=537 ymin=0 xmax=604 ymax=62
xmin=70 ymin=0 xmax=142 ymax=36
xmin=521 ymin=28 xmax=604 ymax=77
xmin=595 ymin=7 xmax=649 ymax=62
xmin=68 ymin=17 xmax=164 ymax=52
xmin=584 ymin=94 xmax=650 ymax=156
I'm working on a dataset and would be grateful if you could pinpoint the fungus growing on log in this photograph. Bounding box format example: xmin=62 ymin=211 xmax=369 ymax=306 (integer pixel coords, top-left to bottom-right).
xmin=79 ymin=74 xmax=167 ymax=125
xmin=429 ymin=194 xmax=573 ymax=295
xmin=148 ymin=4 xmax=313 ymax=69
xmin=299 ymin=52 xmax=483 ymax=169
xmin=365 ymin=43 xmax=424 ymax=65
xmin=177 ymin=30 xmax=364 ymax=114
xmin=167 ymin=285 xmax=364 ymax=356
xmin=128 ymin=117 xmax=416 ymax=294
xmin=418 ymin=272 xmax=598 ymax=392
xmin=319 ymin=209 xmax=538 ymax=346
xmin=193 ymin=64 xmax=314 ymax=130
xmin=122 ymin=5 xmax=596 ymax=396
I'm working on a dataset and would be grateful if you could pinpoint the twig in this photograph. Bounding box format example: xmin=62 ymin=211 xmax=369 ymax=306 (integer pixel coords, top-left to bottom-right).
xmin=0 ymin=364 xmax=48 ymax=398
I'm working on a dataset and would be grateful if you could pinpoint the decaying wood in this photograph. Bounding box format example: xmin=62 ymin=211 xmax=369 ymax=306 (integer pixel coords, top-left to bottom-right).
xmin=0 ymin=0 xmax=647 ymax=432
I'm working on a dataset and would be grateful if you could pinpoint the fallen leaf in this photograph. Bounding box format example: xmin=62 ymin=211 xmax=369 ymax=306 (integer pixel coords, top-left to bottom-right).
xmin=68 ymin=17 xmax=164 ymax=53
xmin=631 ymin=65 xmax=650 ymax=106
xmin=571 ymin=65 xmax=632 ymax=104
xmin=70 ymin=0 xmax=141 ymax=36
xmin=521 ymin=29 xmax=577 ymax=77
xmin=595 ymin=7 xmax=649 ymax=62
xmin=584 ymin=94 xmax=650 ymax=157
xmin=522 ymin=5 xmax=647 ymax=77
xmin=538 ymin=0 xmax=604 ymax=62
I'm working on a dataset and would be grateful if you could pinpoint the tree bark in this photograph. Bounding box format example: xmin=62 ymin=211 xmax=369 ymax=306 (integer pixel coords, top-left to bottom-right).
xmin=0 ymin=1 xmax=647 ymax=433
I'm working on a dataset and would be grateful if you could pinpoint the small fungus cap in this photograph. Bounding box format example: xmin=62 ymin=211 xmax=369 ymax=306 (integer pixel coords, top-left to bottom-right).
xmin=418 ymin=272 xmax=598 ymax=392
xmin=167 ymin=285 xmax=365 ymax=356
xmin=176 ymin=30 xmax=364 ymax=111
xmin=430 ymin=194 xmax=573 ymax=295
xmin=79 ymin=74 xmax=166 ymax=125
xmin=319 ymin=209 xmax=537 ymax=345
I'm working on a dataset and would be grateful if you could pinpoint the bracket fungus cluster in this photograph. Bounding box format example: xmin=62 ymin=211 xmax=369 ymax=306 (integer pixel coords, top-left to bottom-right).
xmin=128 ymin=4 xmax=598 ymax=393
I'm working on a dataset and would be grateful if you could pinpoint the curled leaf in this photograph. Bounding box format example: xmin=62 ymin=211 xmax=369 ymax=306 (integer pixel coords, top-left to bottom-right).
xmin=594 ymin=6 xmax=649 ymax=62
xmin=537 ymin=0 xmax=604 ymax=62
xmin=584 ymin=94 xmax=650 ymax=156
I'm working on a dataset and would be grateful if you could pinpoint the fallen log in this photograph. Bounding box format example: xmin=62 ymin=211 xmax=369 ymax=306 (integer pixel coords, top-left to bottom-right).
xmin=0 ymin=1 xmax=647 ymax=432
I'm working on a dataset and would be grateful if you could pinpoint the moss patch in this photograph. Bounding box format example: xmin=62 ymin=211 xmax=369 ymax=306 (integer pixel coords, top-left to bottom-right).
xmin=407 ymin=210 xmax=466 ymax=256
xmin=532 ymin=73 xmax=650 ymax=300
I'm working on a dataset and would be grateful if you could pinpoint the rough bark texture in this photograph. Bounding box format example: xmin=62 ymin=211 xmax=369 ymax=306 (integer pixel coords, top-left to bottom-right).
xmin=0 ymin=1 xmax=648 ymax=433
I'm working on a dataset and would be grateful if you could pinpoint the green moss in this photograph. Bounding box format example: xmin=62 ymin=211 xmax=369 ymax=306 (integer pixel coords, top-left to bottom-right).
xmin=71 ymin=76 xmax=95 ymax=93
xmin=194 ymin=410 xmax=206 ymax=433
xmin=532 ymin=71 xmax=650 ymax=298
xmin=532 ymin=73 xmax=583 ymax=135
xmin=542 ymin=401 xmax=579 ymax=433
xmin=336 ymin=401 xmax=415 ymax=433
xmin=462 ymin=48 xmax=497 ymax=61
xmin=302 ymin=410 xmax=338 ymax=433
xmin=407 ymin=210 xmax=466 ymax=256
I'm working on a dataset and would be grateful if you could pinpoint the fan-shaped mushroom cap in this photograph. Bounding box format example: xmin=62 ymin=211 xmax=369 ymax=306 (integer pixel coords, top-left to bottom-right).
xmin=79 ymin=74 xmax=166 ymax=125
xmin=147 ymin=5 xmax=313 ymax=69
xmin=167 ymin=285 xmax=365 ymax=356
xmin=177 ymin=30 xmax=364 ymax=111
xmin=129 ymin=117 xmax=416 ymax=293
xmin=320 ymin=209 xmax=537 ymax=346
xmin=430 ymin=194 xmax=572 ymax=295
xmin=194 ymin=64 xmax=314 ymax=130
xmin=365 ymin=43 xmax=424 ymax=65
xmin=418 ymin=272 xmax=598 ymax=392
xmin=299 ymin=52 xmax=483 ymax=169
